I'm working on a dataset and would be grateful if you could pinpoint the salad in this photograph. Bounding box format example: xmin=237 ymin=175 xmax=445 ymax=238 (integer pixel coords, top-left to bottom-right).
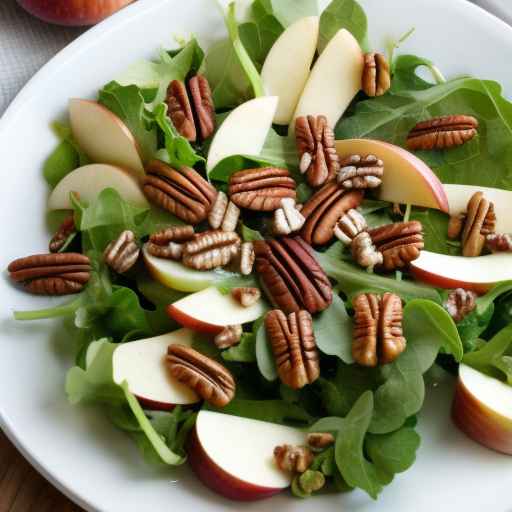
xmin=7 ymin=0 xmax=512 ymax=503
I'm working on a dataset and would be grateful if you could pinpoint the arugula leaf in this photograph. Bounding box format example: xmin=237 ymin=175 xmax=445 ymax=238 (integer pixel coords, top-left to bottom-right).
xmin=222 ymin=332 xmax=257 ymax=362
xmin=410 ymin=208 xmax=458 ymax=256
xmin=391 ymin=54 xmax=444 ymax=92
xmin=253 ymin=0 xmax=318 ymax=28
xmin=255 ymin=318 xmax=278 ymax=381
xmin=239 ymin=17 xmax=283 ymax=69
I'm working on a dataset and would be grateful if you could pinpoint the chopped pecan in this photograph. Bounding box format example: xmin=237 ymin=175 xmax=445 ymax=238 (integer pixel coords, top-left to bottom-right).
xmin=254 ymin=237 xmax=332 ymax=314
xmin=307 ymin=432 xmax=335 ymax=450
xmin=238 ymin=242 xmax=255 ymax=275
xmin=300 ymin=181 xmax=364 ymax=245
xmin=272 ymin=198 xmax=305 ymax=236
xmin=103 ymin=230 xmax=140 ymax=273
xmin=334 ymin=208 xmax=368 ymax=245
xmin=228 ymin=168 xmax=296 ymax=211
xmin=147 ymin=225 xmax=195 ymax=260
xmin=352 ymin=292 xmax=406 ymax=367
xmin=486 ymin=233 xmax=512 ymax=253
xmin=444 ymin=288 xmax=478 ymax=323
xmin=214 ymin=325 xmax=243 ymax=349
xmin=166 ymin=80 xmax=196 ymax=141
xmin=362 ymin=52 xmax=391 ymax=97
xmin=167 ymin=344 xmax=235 ymax=407
xmin=231 ymin=287 xmax=261 ymax=307
xmin=143 ymin=160 xmax=217 ymax=224
xmin=274 ymin=445 xmax=313 ymax=473
xmin=182 ymin=230 xmax=241 ymax=270
xmin=407 ymin=115 xmax=478 ymax=151
xmin=351 ymin=232 xmax=383 ymax=271
xmin=8 ymin=253 xmax=91 ymax=295
xmin=49 ymin=215 xmax=76 ymax=253
xmin=369 ymin=221 xmax=424 ymax=271
xmin=188 ymin=75 xmax=215 ymax=140
xmin=337 ymin=154 xmax=384 ymax=190
xmin=208 ymin=191 xmax=240 ymax=232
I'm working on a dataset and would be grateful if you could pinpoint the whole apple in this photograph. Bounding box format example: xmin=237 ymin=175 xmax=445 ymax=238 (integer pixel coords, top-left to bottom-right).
xmin=17 ymin=0 xmax=135 ymax=26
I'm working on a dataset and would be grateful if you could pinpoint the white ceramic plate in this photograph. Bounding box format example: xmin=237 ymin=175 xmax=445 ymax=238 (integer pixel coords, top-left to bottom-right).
xmin=1 ymin=0 xmax=512 ymax=510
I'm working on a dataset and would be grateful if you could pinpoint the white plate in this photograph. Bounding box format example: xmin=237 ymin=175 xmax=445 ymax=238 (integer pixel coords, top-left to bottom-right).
xmin=1 ymin=0 xmax=512 ymax=510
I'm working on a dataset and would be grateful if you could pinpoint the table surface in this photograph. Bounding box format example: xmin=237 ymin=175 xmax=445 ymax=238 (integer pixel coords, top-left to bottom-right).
xmin=0 ymin=0 xmax=510 ymax=511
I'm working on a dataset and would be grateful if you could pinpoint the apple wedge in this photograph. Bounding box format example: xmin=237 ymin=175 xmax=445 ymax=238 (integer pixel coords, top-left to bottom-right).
xmin=206 ymin=96 xmax=278 ymax=172
xmin=410 ymin=251 xmax=512 ymax=293
xmin=335 ymin=139 xmax=449 ymax=211
xmin=261 ymin=16 xmax=319 ymax=125
xmin=167 ymin=287 xmax=266 ymax=334
xmin=112 ymin=329 xmax=199 ymax=410
xmin=48 ymin=163 xmax=149 ymax=210
xmin=290 ymin=28 xmax=363 ymax=133
xmin=69 ymin=99 xmax=145 ymax=177
xmin=452 ymin=364 xmax=512 ymax=455
xmin=188 ymin=410 xmax=305 ymax=500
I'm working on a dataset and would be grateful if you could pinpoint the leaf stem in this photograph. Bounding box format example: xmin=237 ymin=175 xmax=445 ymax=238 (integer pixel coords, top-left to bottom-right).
xmin=14 ymin=296 xmax=83 ymax=321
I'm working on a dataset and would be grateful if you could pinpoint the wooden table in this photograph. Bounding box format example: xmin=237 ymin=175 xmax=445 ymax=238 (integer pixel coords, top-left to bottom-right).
xmin=0 ymin=430 xmax=82 ymax=512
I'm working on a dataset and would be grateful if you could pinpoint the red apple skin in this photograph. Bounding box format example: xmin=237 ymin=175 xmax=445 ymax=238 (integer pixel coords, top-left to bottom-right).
xmin=452 ymin=377 xmax=512 ymax=455
xmin=166 ymin=305 xmax=224 ymax=335
xmin=136 ymin=395 xmax=176 ymax=412
xmin=410 ymin=265 xmax=490 ymax=294
xmin=187 ymin=428 xmax=285 ymax=501
xmin=17 ymin=0 xmax=134 ymax=26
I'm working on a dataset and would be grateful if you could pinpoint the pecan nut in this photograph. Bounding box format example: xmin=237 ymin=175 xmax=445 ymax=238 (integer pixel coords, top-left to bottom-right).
xmin=444 ymin=288 xmax=478 ymax=323
xmin=352 ymin=292 xmax=406 ymax=367
xmin=103 ymin=230 xmax=140 ymax=273
xmin=228 ymin=168 xmax=296 ymax=211
xmin=307 ymin=432 xmax=335 ymax=450
xmin=8 ymin=253 xmax=91 ymax=295
xmin=49 ymin=215 xmax=76 ymax=253
xmin=300 ymin=181 xmax=364 ymax=245
xmin=362 ymin=52 xmax=391 ymax=97
xmin=166 ymin=80 xmax=196 ymax=141
xmin=274 ymin=444 xmax=313 ymax=473
xmin=188 ymin=75 xmax=216 ymax=140
xmin=272 ymin=198 xmax=305 ymax=236
xmin=143 ymin=160 xmax=217 ymax=224
xmin=231 ymin=287 xmax=261 ymax=307
xmin=369 ymin=221 xmax=424 ymax=271
xmin=237 ymin=242 xmax=255 ymax=275
xmin=182 ymin=230 xmax=241 ymax=270
xmin=146 ymin=225 xmax=195 ymax=260
xmin=486 ymin=233 xmax=512 ymax=253
xmin=265 ymin=309 xmax=320 ymax=389
xmin=208 ymin=191 xmax=240 ymax=232
xmin=295 ymin=115 xmax=340 ymax=188
xmin=214 ymin=325 xmax=243 ymax=349
xmin=351 ymin=232 xmax=383 ymax=271
xmin=334 ymin=208 xmax=368 ymax=245
xmin=166 ymin=344 xmax=235 ymax=407
xmin=407 ymin=115 xmax=478 ymax=151
xmin=254 ymin=237 xmax=332 ymax=314
xmin=337 ymin=154 xmax=384 ymax=190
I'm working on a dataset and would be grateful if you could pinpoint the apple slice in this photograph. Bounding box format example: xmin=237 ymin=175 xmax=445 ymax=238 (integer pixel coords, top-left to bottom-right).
xmin=290 ymin=28 xmax=363 ymax=133
xmin=188 ymin=410 xmax=305 ymax=500
xmin=410 ymin=251 xmax=512 ymax=293
xmin=167 ymin=287 xmax=266 ymax=334
xmin=143 ymin=245 xmax=223 ymax=292
xmin=335 ymin=139 xmax=449 ymax=211
xmin=444 ymin=184 xmax=512 ymax=233
xmin=112 ymin=329 xmax=200 ymax=411
xmin=261 ymin=16 xmax=319 ymax=125
xmin=48 ymin=163 xmax=149 ymax=210
xmin=452 ymin=364 xmax=512 ymax=455
xmin=206 ymin=96 xmax=278 ymax=172
xmin=69 ymin=99 xmax=145 ymax=177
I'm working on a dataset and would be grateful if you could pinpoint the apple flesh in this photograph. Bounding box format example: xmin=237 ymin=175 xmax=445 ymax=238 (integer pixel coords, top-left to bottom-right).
xmin=17 ymin=0 xmax=134 ymax=26
xmin=261 ymin=16 xmax=319 ymax=125
xmin=335 ymin=139 xmax=449 ymax=212
xmin=291 ymin=28 xmax=363 ymax=133
xmin=112 ymin=329 xmax=200 ymax=410
xmin=48 ymin=163 xmax=149 ymax=210
xmin=69 ymin=99 xmax=145 ymax=177
xmin=188 ymin=410 xmax=305 ymax=500
xmin=453 ymin=364 xmax=512 ymax=455
xmin=167 ymin=286 xmax=266 ymax=335
xmin=206 ymin=96 xmax=278 ymax=172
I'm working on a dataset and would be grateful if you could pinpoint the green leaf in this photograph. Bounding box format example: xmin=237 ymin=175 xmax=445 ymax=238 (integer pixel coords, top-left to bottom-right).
xmin=255 ymin=318 xmax=278 ymax=381
xmin=222 ymin=333 xmax=257 ymax=362
xmin=409 ymin=209 xmax=458 ymax=256
xmin=253 ymin=0 xmax=318 ymax=28
xmin=456 ymin=303 xmax=494 ymax=352
xmin=209 ymin=154 xmax=285 ymax=182
xmin=476 ymin=281 xmax=512 ymax=315
xmin=241 ymin=223 xmax=264 ymax=242
xmin=391 ymin=54 xmax=442 ymax=92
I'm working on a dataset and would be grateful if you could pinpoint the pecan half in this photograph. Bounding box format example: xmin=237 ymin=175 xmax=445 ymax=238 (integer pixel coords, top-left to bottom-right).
xmin=307 ymin=432 xmax=335 ymax=450
xmin=352 ymin=292 xmax=406 ymax=367
xmin=300 ymin=182 xmax=364 ymax=245
xmin=239 ymin=242 xmax=255 ymax=275
xmin=143 ymin=160 xmax=217 ymax=224
xmin=103 ymin=230 xmax=140 ymax=273
xmin=274 ymin=445 xmax=313 ymax=473
xmin=208 ymin=191 xmax=240 ymax=232
xmin=351 ymin=232 xmax=383 ymax=271
xmin=49 ymin=215 xmax=76 ymax=253
xmin=147 ymin=225 xmax=195 ymax=260
xmin=362 ymin=52 xmax=391 ymax=97
xmin=295 ymin=115 xmax=340 ymax=188
xmin=334 ymin=208 xmax=368 ymax=245
xmin=369 ymin=221 xmax=424 ymax=271
xmin=167 ymin=344 xmax=235 ymax=407
xmin=182 ymin=230 xmax=240 ymax=270
xmin=254 ymin=237 xmax=332 ymax=314
xmin=214 ymin=325 xmax=242 ymax=349
xmin=407 ymin=115 xmax=478 ymax=151
xmin=461 ymin=192 xmax=496 ymax=257
xmin=231 ymin=287 xmax=261 ymax=307
xmin=166 ymin=80 xmax=196 ymax=141
xmin=486 ymin=233 xmax=512 ymax=253
xmin=229 ymin=168 xmax=296 ymax=211
xmin=337 ymin=154 xmax=384 ymax=190
xmin=272 ymin=198 xmax=305 ymax=236
xmin=8 ymin=253 xmax=91 ymax=295
xmin=188 ymin=75 xmax=216 ymax=140
xmin=444 ymin=288 xmax=478 ymax=323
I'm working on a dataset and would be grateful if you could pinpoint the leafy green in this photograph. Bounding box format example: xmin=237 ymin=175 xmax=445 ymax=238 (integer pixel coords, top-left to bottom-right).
xmin=255 ymin=318 xmax=278 ymax=381
xmin=456 ymin=303 xmax=494 ymax=352
xmin=208 ymin=153 xmax=285 ymax=182
xmin=241 ymin=223 xmax=264 ymax=242
xmin=476 ymin=281 xmax=512 ymax=315
xmin=409 ymin=209 xmax=458 ymax=256
xmin=222 ymin=332 xmax=257 ymax=362
xmin=391 ymin=54 xmax=444 ymax=92
xmin=253 ymin=0 xmax=318 ymax=28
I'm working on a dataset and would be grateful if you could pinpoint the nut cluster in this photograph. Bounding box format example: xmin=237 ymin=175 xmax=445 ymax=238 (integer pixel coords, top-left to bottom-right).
xmin=272 ymin=198 xmax=305 ymax=236
xmin=104 ymin=230 xmax=140 ymax=274
xmin=231 ymin=287 xmax=261 ymax=307
xmin=274 ymin=444 xmax=313 ymax=474
xmin=146 ymin=225 xmax=195 ymax=260
xmin=444 ymin=288 xmax=478 ymax=323
xmin=208 ymin=191 xmax=240 ymax=232
xmin=182 ymin=230 xmax=241 ymax=270
xmin=337 ymin=154 xmax=384 ymax=190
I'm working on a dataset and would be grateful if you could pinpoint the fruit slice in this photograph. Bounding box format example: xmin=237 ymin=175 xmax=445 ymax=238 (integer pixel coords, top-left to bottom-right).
xmin=167 ymin=286 xmax=266 ymax=334
xmin=261 ymin=16 xmax=319 ymax=125
xmin=69 ymin=99 xmax=145 ymax=177
xmin=291 ymin=28 xmax=363 ymax=133
xmin=112 ymin=329 xmax=199 ymax=410
xmin=206 ymin=96 xmax=278 ymax=172
xmin=444 ymin=184 xmax=512 ymax=233
xmin=452 ymin=364 xmax=512 ymax=455
xmin=48 ymin=163 xmax=149 ymax=210
xmin=142 ymin=245 xmax=222 ymax=292
xmin=188 ymin=410 xmax=305 ymax=500
xmin=335 ymin=139 xmax=449 ymax=211
xmin=410 ymin=251 xmax=512 ymax=293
